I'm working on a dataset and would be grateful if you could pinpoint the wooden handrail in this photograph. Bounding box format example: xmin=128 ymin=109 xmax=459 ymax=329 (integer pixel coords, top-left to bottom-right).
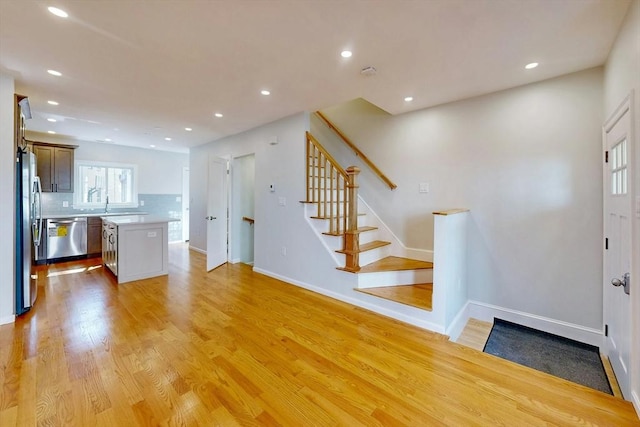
xmin=315 ymin=111 xmax=397 ymax=190
xmin=306 ymin=132 xmax=347 ymax=177
xmin=306 ymin=132 xmax=363 ymax=271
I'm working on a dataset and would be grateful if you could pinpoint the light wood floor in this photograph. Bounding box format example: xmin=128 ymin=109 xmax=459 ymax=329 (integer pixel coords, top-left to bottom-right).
xmin=1 ymin=244 xmax=637 ymax=426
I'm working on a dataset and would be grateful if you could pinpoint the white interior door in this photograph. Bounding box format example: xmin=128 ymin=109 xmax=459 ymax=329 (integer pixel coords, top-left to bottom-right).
xmin=603 ymin=97 xmax=633 ymax=399
xmin=207 ymin=157 xmax=228 ymax=271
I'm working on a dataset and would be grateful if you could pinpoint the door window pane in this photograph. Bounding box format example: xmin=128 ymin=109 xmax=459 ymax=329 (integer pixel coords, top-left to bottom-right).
xmin=611 ymin=139 xmax=627 ymax=195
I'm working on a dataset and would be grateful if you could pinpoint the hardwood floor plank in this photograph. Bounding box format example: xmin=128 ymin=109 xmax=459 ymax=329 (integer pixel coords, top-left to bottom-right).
xmin=0 ymin=244 xmax=637 ymax=426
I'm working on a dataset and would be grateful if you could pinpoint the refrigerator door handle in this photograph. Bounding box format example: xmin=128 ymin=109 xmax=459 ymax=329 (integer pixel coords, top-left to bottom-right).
xmin=33 ymin=176 xmax=43 ymax=247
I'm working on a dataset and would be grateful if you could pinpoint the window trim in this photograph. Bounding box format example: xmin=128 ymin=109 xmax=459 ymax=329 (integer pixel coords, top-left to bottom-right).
xmin=74 ymin=160 xmax=139 ymax=209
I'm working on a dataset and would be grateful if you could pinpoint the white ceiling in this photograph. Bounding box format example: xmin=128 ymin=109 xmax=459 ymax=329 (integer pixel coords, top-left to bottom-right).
xmin=0 ymin=0 xmax=631 ymax=153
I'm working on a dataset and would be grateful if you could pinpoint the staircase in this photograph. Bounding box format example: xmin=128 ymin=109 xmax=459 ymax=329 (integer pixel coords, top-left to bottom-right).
xmin=302 ymin=131 xmax=434 ymax=311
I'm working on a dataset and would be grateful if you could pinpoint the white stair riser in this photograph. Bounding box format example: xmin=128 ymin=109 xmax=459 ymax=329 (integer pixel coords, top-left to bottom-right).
xmin=358 ymin=231 xmax=377 ymax=245
xmin=358 ymin=245 xmax=391 ymax=266
xmin=322 ymin=235 xmax=344 ymax=252
xmin=357 ymin=269 xmax=433 ymax=288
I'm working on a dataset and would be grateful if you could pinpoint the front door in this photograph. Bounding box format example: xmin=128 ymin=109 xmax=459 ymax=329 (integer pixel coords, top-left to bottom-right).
xmin=206 ymin=157 xmax=228 ymax=271
xmin=603 ymin=95 xmax=633 ymax=398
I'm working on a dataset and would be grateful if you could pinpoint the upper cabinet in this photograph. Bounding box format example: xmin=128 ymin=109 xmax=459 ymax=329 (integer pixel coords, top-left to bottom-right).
xmin=31 ymin=143 xmax=77 ymax=193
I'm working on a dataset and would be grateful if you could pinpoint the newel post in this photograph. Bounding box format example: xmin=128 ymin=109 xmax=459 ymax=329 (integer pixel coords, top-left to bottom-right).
xmin=344 ymin=166 xmax=361 ymax=271
xmin=346 ymin=166 xmax=360 ymax=232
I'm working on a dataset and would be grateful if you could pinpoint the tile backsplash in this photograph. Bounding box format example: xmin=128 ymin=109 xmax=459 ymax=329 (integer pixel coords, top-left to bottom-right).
xmin=42 ymin=193 xmax=185 ymax=242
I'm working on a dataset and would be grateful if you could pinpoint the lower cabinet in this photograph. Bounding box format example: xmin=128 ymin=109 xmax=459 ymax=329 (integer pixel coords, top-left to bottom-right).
xmin=87 ymin=217 xmax=102 ymax=257
xmin=101 ymin=216 xmax=169 ymax=284
xmin=102 ymin=221 xmax=118 ymax=275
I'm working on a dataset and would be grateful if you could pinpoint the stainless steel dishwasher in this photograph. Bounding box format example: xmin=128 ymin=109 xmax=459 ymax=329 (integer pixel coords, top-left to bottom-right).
xmin=46 ymin=217 xmax=88 ymax=259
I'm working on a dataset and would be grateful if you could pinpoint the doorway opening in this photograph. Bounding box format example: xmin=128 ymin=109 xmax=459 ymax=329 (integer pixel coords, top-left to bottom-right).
xmin=230 ymin=154 xmax=255 ymax=265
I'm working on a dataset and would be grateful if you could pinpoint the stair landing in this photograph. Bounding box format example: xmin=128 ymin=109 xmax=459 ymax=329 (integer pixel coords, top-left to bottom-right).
xmin=356 ymin=283 xmax=433 ymax=311
xmin=357 ymin=256 xmax=433 ymax=273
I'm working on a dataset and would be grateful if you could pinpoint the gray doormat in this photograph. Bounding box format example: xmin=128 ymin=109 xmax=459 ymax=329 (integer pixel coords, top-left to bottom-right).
xmin=483 ymin=318 xmax=612 ymax=395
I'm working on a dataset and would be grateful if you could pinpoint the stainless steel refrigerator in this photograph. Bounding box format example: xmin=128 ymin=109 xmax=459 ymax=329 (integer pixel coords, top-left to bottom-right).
xmin=15 ymin=148 xmax=42 ymax=315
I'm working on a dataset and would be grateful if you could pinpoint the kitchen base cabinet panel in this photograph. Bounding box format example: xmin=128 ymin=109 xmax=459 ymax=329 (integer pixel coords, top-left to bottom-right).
xmin=118 ymin=226 xmax=167 ymax=283
xmin=101 ymin=215 xmax=171 ymax=284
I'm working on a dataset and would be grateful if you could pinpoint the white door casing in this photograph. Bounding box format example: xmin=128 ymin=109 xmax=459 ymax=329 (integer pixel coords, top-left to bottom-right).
xmin=603 ymin=94 xmax=633 ymax=399
xmin=182 ymin=167 xmax=190 ymax=242
xmin=207 ymin=157 xmax=228 ymax=271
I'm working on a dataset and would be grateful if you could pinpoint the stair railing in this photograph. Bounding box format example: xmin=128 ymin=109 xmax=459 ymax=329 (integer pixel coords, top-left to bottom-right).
xmin=306 ymin=132 xmax=361 ymax=270
xmin=315 ymin=111 xmax=397 ymax=190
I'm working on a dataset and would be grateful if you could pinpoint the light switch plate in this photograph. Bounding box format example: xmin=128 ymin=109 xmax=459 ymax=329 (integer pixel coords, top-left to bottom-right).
xmin=419 ymin=182 xmax=429 ymax=193
xmin=62 ymin=201 xmax=69 ymax=207
xmin=269 ymin=184 xmax=275 ymax=192
xmin=278 ymin=197 xmax=286 ymax=206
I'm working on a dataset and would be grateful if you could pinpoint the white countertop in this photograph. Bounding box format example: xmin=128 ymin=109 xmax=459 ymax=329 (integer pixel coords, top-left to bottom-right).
xmin=102 ymin=215 xmax=179 ymax=225
xmin=43 ymin=212 xmax=147 ymax=219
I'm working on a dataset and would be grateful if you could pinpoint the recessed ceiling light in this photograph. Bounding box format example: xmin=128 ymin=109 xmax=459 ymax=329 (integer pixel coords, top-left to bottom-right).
xmin=525 ymin=62 xmax=539 ymax=69
xmin=47 ymin=100 xmax=59 ymax=105
xmin=47 ymin=69 xmax=62 ymax=76
xmin=47 ymin=7 xmax=68 ymax=18
xmin=47 ymin=131 xmax=56 ymax=134
xmin=261 ymin=90 xmax=270 ymax=96
xmin=105 ymin=138 xmax=112 ymax=142
xmin=185 ymin=127 xmax=192 ymax=131
xmin=47 ymin=118 xmax=57 ymax=122
xmin=404 ymin=96 xmax=414 ymax=102
xmin=214 ymin=113 xmax=223 ymax=118
xmin=165 ymin=137 xmax=172 ymax=141
xmin=341 ymin=50 xmax=352 ymax=58
xmin=149 ymin=144 xmax=156 ymax=148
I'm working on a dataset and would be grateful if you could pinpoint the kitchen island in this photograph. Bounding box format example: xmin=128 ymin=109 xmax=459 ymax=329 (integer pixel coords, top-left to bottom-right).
xmin=102 ymin=215 xmax=177 ymax=284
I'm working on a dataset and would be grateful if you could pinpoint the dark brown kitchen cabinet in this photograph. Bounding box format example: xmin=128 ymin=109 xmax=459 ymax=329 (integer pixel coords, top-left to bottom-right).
xmin=32 ymin=143 xmax=76 ymax=193
xmin=87 ymin=217 xmax=103 ymax=257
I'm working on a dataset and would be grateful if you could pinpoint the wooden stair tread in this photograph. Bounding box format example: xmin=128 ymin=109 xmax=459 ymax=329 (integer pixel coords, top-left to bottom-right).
xmin=323 ymin=226 xmax=377 ymax=236
xmin=355 ymin=283 xmax=433 ymax=311
xmin=309 ymin=213 xmax=366 ymax=220
xmin=336 ymin=240 xmax=390 ymax=255
xmin=358 ymin=256 xmax=433 ymax=273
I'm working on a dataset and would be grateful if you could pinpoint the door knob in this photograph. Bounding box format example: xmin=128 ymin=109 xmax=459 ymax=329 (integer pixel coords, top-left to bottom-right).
xmin=205 ymin=216 xmax=217 ymax=220
xmin=611 ymin=272 xmax=631 ymax=295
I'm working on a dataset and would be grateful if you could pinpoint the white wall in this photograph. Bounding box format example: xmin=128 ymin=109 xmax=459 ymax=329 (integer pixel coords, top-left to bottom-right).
xmin=0 ymin=73 xmax=15 ymax=324
xmin=25 ymin=133 xmax=188 ymax=194
xmin=315 ymin=68 xmax=604 ymax=330
xmin=603 ymin=0 xmax=640 ymax=412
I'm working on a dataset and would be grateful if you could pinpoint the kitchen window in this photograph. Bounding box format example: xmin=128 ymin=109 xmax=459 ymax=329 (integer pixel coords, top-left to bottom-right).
xmin=75 ymin=161 xmax=138 ymax=209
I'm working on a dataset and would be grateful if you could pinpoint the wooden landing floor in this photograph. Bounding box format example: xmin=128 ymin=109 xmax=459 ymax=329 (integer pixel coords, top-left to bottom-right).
xmin=0 ymin=243 xmax=637 ymax=426
xmin=357 ymin=256 xmax=433 ymax=273
xmin=356 ymin=283 xmax=433 ymax=311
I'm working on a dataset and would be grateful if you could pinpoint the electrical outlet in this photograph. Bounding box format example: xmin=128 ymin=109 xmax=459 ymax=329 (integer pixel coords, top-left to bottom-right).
xmin=281 ymin=246 xmax=286 ymax=256
xmin=419 ymin=182 xmax=429 ymax=193
xmin=62 ymin=201 xmax=69 ymax=207
xmin=140 ymin=200 xmax=145 ymax=206
xmin=278 ymin=197 xmax=286 ymax=206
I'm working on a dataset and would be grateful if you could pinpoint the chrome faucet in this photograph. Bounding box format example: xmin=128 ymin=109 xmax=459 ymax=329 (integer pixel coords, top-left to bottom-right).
xmin=105 ymin=195 xmax=109 ymax=213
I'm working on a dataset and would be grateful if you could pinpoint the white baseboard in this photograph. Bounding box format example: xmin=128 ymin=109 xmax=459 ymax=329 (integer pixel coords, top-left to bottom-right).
xmin=0 ymin=314 xmax=15 ymax=325
xmin=253 ymin=267 xmax=445 ymax=334
xmin=189 ymin=245 xmax=206 ymax=255
xmin=445 ymin=301 xmax=471 ymax=341
xmin=632 ymin=390 xmax=640 ymax=419
xmin=465 ymin=300 xmax=603 ymax=347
